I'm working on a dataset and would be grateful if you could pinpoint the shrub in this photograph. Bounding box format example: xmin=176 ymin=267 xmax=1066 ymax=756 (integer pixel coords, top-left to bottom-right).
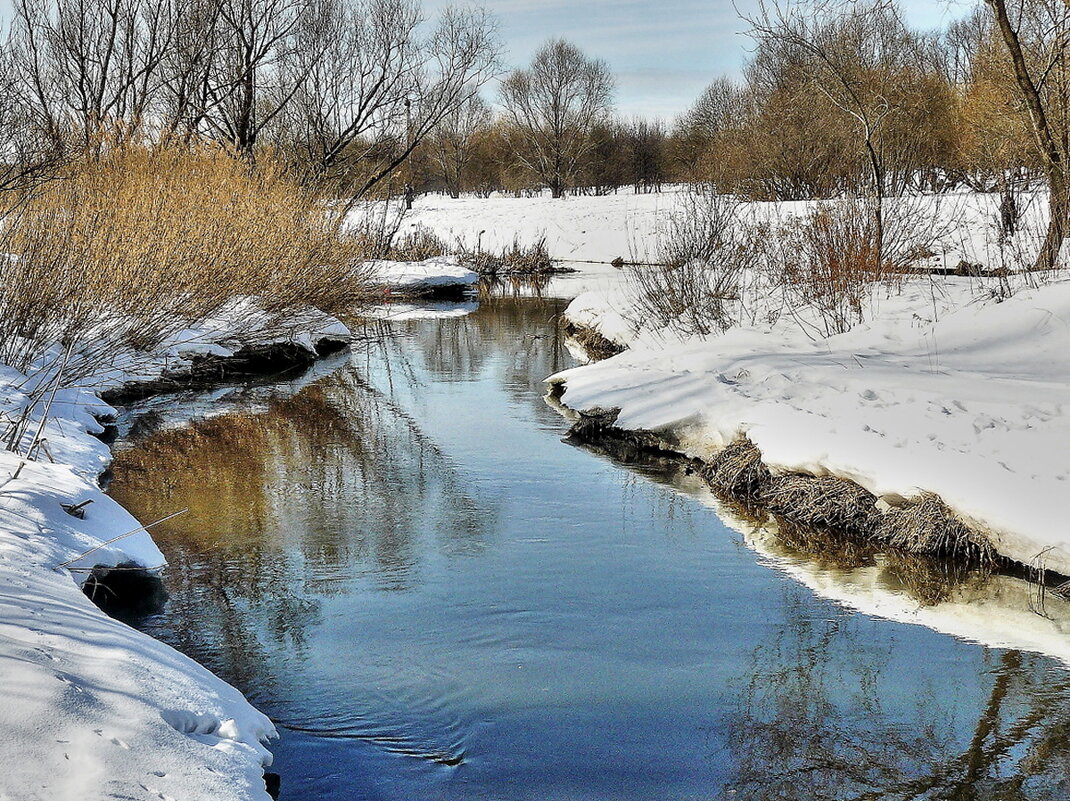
xmin=0 ymin=142 xmax=372 ymax=378
xmin=770 ymin=198 xmax=941 ymax=336
xmin=626 ymin=186 xmax=765 ymax=336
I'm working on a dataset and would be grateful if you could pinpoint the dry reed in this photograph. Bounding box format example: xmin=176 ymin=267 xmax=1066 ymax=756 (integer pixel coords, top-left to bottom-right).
xmin=0 ymin=142 xmax=373 ymax=381
xmin=877 ymin=493 xmax=995 ymax=563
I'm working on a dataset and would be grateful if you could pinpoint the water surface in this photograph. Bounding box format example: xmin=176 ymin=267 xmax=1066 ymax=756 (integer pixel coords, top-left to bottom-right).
xmin=109 ymin=295 xmax=1070 ymax=800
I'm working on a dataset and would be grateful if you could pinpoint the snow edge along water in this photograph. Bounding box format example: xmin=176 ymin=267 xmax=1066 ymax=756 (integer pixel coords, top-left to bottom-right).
xmin=0 ymin=302 xmax=360 ymax=801
xmin=549 ymin=276 xmax=1070 ymax=581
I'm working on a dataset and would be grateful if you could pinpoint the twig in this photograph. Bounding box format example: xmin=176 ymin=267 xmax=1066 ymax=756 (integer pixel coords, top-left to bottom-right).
xmin=55 ymin=508 xmax=188 ymax=571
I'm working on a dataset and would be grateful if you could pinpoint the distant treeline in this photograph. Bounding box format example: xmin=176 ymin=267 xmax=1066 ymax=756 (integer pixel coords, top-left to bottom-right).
xmin=407 ymin=2 xmax=1066 ymax=206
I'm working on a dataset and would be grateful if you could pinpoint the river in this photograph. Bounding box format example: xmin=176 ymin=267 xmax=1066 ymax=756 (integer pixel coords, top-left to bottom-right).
xmin=107 ymin=292 xmax=1070 ymax=800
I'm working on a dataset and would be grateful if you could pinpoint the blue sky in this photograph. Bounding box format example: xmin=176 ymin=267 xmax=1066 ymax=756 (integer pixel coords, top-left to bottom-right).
xmin=427 ymin=0 xmax=975 ymax=119
xmin=0 ymin=0 xmax=974 ymax=120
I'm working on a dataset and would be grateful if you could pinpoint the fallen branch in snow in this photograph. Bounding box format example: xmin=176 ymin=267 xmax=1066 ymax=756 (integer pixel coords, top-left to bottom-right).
xmin=55 ymin=508 xmax=189 ymax=571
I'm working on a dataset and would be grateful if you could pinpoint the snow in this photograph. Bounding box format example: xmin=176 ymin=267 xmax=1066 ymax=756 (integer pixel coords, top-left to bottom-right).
xmin=413 ymin=187 xmax=1069 ymax=574
xmin=367 ymin=256 xmax=479 ymax=294
xmin=551 ymin=277 xmax=1070 ymax=574
xmin=0 ymin=299 xmax=354 ymax=800
xmin=0 ymin=392 xmax=278 ymax=801
xmin=360 ymin=300 xmax=478 ymax=321
xmin=401 ymin=190 xmax=1070 ymax=574
xmin=404 ymin=187 xmax=1054 ymax=274
xmin=402 ymin=191 xmax=680 ymax=264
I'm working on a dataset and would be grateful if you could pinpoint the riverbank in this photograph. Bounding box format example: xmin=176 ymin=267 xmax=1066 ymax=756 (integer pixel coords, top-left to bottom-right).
xmin=0 ymin=300 xmax=359 ymax=801
xmin=102 ymin=292 xmax=1070 ymax=798
xmin=399 ymin=187 xmax=1070 ymax=579
xmin=550 ymin=275 xmax=1070 ymax=579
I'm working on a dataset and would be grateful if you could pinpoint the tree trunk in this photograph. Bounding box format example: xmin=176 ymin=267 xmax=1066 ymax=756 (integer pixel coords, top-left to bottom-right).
xmin=865 ymin=137 xmax=885 ymax=271
xmin=1038 ymin=177 xmax=1070 ymax=272
xmin=985 ymin=0 xmax=1068 ymax=271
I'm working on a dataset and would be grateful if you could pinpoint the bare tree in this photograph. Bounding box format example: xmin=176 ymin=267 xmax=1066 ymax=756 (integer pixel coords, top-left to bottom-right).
xmin=9 ymin=0 xmax=179 ymax=149
xmin=499 ymin=38 xmax=614 ymax=198
xmin=428 ymin=90 xmax=491 ymax=198
xmin=0 ymin=44 xmax=64 ymax=193
xmin=276 ymin=0 xmax=497 ymax=199
xmin=209 ymin=0 xmax=311 ymax=156
xmin=983 ymin=0 xmax=1070 ymax=271
xmin=747 ymin=0 xmax=921 ymax=260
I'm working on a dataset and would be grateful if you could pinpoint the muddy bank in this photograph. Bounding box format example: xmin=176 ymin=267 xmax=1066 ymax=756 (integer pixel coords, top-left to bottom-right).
xmin=561 ymin=321 xmax=625 ymax=361
xmin=101 ymin=336 xmax=350 ymax=406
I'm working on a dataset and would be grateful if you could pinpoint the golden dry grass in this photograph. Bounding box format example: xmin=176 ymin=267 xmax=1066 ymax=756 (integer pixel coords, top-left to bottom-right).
xmin=0 ymin=142 xmax=373 ymax=376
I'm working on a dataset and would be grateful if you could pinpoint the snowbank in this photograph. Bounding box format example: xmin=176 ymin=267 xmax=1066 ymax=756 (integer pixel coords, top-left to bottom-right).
xmin=551 ymin=278 xmax=1070 ymax=575
xmin=402 ymin=191 xmax=681 ymax=264
xmin=360 ymin=300 xmax=478 ymax=322
xmin=0 ymin=387 xmax=278 ymax=800
xmin=367 ymin=256 xmax=478 ymax=295
xmin=0 ymin=301 xmax=354 ymax=800
xmin=83 ymin=299 xmax=352 ymax=397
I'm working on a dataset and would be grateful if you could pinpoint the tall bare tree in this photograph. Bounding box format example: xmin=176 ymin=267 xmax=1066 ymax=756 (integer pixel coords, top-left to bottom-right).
xmin=276 ymin=0 xmax=498 ymax=199
xmin=499 ymin=38 xmax=614 ymax=198
xmin=983 ymin=0 xmax=1070 ymax=271
xmin=428 ymin=90 xmax=491 ymax=198
xmin=10 ymin=0 xmax=179 ymax=149
xmin=747 ymin=0 xmax=922 ymax=259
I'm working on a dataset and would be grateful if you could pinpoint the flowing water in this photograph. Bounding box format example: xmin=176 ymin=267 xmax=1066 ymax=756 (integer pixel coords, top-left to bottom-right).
xmin=108 ymin=294 xmax=1070 ymax=801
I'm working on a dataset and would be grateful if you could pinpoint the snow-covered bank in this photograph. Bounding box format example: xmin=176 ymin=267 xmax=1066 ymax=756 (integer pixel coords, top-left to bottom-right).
xmin=0 ymin=304 xmax=354 ymax=800
xmin=550 ymin=277 xmax=1070 ymax=575
xmin=392 ymin=189 xmax=1070 ymax=573
xmin=367 ymin=256 xmax=479 ymax=297
xmin=405 ymin=188 xmax=1051 ymax=273
xmin=76 ymin=301 xmax=352 ymax=403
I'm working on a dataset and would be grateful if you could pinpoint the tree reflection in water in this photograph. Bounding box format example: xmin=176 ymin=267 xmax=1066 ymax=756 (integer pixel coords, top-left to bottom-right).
xmin=726 ymin=610 xmax=1070 ymax=800
xmin=108 ymin=365 xmax=504 ymax=690
xmin=108 ymin=293 xmax=1070 ymax=800
xmin=716 ymin=502 xmax=1070 ymax=799
xmin=108 ymin=295 xmax=570 ymax=700
xmin=567 ymin=438 xmax=1070 ymax=800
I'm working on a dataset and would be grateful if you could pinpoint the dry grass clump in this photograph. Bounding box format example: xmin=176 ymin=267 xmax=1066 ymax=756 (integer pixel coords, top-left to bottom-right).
xmin=699 ymin=437 xmax=995 ymax=566
xmin=388 ymin=225 xmax=450 ymax=261
xmin=701 ymin=437 xmax=879 ymax=534
xmin=760 ymin=473 xmax=882 ymax=535
xmin=385 ymin=225 xmax=555 ymax=277
xmin=456 ymin=234 xmax=554 ymax=277
xmin=628 ymin=187 xmax=765 ymax=337
xmin=0 ymin=142 xmax=371 ymax=378
xmin=701 ymin=438 xmax=770 ymax=498
xmin=877 ymin=493 xmax=995 ymax=564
